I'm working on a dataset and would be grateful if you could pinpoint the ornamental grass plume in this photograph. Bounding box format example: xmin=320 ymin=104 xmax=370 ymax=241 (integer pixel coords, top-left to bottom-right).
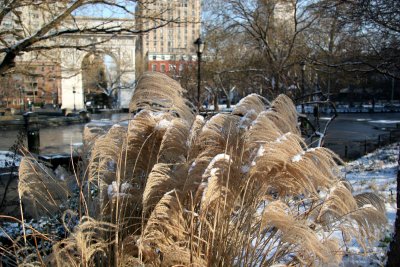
xmin=52 ymin=216 xmax=116 ymax=267
xmin=14 ymin=72 xmax=386 ymax=266
xmin=18 ymin=157 xmax=70 ymax=215
xmin=129 ymin=71 xmax=195 ymax=123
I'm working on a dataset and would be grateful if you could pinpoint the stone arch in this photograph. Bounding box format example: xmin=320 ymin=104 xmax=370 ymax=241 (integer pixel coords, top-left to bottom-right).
xmin=60 ymin=32 xmax=136 ymax=110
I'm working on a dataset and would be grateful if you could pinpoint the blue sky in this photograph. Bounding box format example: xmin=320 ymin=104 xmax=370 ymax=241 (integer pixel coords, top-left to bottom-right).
xmin=74 ymin=1 xmax=136 ymax=19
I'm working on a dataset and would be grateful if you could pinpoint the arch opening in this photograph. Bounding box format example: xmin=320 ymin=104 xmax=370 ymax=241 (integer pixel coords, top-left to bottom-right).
xmin=81 ymin=51 xmax=119 ymax=109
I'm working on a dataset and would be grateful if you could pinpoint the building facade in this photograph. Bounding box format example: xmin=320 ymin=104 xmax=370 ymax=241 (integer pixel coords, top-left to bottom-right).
xmin=0 ymin=2 xmax=66 ymax=109
xmin=0 ymin=61 xmax=62 ymax=109
xmin=136 ymin=0 xmax=202 ymax=77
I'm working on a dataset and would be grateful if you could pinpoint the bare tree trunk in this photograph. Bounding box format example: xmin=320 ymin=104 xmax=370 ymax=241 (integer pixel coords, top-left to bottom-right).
xmin=108 ymin=95 xmax=113 ymax=109
xmin=387 ymin=144 xmax=400 ymax=267
xmin=226 ymin=96 xmax=231 ymax=109
xmin=213 ymin=94 xmax=219 ymax=112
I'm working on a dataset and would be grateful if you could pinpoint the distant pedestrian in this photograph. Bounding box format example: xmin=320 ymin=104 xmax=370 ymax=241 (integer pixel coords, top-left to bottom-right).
xmin=313 ymin=105 xmax=318 ymax=118
xmin=313 ymin=105 xmax=320 ymax=130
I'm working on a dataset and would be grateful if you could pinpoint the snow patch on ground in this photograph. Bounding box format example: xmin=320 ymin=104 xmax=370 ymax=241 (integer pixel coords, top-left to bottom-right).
xmin=107 ymin=181 xmax=133 ymax=199
xmin=0 ymin=151 xmax=21 ymax=168
xmin=340 ymin=143 xmax=398 ymax=266
xmin=369 ymin=120 xmax=400 ymax=124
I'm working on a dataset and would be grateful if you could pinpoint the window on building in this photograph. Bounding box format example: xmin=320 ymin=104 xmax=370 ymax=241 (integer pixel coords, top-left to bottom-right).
xmin=152 ymin=64 xmax=157 ymax=71
xmin=152 ymin=55 xmax=157 ymax=60
xmin=3 ymin=21 xmax=12 ymax=28
xmin=161 ymin=64 xmax=166 ymax=72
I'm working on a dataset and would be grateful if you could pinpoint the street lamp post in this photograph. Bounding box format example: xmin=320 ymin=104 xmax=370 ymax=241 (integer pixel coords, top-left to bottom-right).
xmin=391 ymin=77 xmax=395 ymax=104
xmin=194 ymin=37 xmax=205 ymax=111
xmin=300 ymin=61 xmax=306 ymax=113
xmin=73 ymin=87 xmax=76 ymax=111
xmin=19 ymin=87 xmax=25 ymax=113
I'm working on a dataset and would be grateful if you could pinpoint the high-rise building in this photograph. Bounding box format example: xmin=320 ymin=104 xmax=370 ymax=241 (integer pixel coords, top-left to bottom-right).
xmin=273 ymin=0 xmax=295 ymax=22
xmin=135 ymin=0 xmax=202 ymax=77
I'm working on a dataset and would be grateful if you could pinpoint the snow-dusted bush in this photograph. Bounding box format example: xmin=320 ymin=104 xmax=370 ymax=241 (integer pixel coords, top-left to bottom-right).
xmin=12 ymin=72 xmax=386 ymax=266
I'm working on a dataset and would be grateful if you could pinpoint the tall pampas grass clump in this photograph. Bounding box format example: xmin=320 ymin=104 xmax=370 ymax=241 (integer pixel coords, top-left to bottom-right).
xmin=14 ymin=71 xmax=386 ymax=266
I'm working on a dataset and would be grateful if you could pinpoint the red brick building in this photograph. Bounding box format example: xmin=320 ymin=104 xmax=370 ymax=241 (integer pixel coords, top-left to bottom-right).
xmin=0 ymin=61 xmax=62 ymax=109
xmin=146 ymin=52 xmax=197 ymax=78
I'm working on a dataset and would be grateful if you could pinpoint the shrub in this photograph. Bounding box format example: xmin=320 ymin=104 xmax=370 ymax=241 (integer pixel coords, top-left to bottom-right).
xmin=14 ymin=72 xmax=386 ymax=266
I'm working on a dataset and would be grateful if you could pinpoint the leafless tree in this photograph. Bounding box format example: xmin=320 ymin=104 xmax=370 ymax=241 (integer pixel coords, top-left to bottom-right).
xmin=310 ymin=0 xmax=400 ymax=80
xmin=204 ymin=0 xmax=318 ymax=96
xmin=0 ymin=0 xmax=179 ymax=76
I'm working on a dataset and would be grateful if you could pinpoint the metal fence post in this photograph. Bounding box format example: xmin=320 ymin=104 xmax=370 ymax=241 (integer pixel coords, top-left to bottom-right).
xmin=364 ymin=139 xmax=367 ymax=155
xmin=23 ymin=112 xmax=40 ymax=154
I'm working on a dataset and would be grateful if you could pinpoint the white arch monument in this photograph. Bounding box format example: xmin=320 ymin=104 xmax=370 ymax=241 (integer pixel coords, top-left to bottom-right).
xmin=60 ymin=18 xmax=136 ymax=110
